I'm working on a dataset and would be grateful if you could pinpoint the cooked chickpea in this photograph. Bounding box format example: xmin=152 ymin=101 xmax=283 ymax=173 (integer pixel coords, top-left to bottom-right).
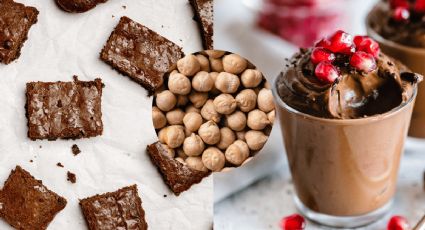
xmin=245 ymin=130 xmax=268 ymax=151
xmin=223 ymin=54 xmax=248 ymax=74
xmin=247 ymin=109 xmax=270 ymax=130
xmin=209 ymin=72 xmax=221 ymax=95
xmin=235 ymin=89 xmax=257 ymax=112
xmin=205 ymin=50 xmax=225 ymax=59
xmin=164 ymin=125 xmax=185 ymax=148
xmin=186 ymin=156 xmax=208 ymax=172
xmin=183 ymin=112 xmax=203 ymax=132
xmin=264 ymin=81 xmax=271 ymax=89
xmin=196 ymin=54 xmax=210 ymax=72
xmin=217 ymin=127 xmax=235 ymax=150
xmin=188 ymin=91 xmax=208 ymax=108
xmin=158 ymin=127 xmax=167 ymax=143
xmin=152 ymin=106 xmax=166 ymax=129
xmin=225 ymin=140 xmax=249 ymax=166
xmin=198 ymin=121 xmax=221 ymax=145
xmin=221 ymin=167 xmax=235 ymax=172
xmin=192 ymin=71 xmax=214 ymax=92
xmin=185 ymin=105 xmax=200 ymax=113
xmin=168 ymin=72 xmax=191 ymax=95
xmin=162 ymin=144 xmax=176 ymax=158
xmin=236 ymin=131 xmax=246 ymax=141
xmin=241 ymin=69 xmax=263 ymax=88
xmin=177 ymin=55 xmax=200 ymax=76
xmin=201 ymin=99 xmax=221 ymax=123
xmin=176 ymin=95 xmax=188 ymax=107
xmin=166 ymin=109 xmax=185 ymax=125
xmin=215 ymin=72 xmax=240 ymax=94
xmin=183 ymin=134 xmax=205 ymax=157
xmin=202 ymin=147 xmax=225 ymax=171
xmin=257 ymin=88 xmax=275 ymax=113
xmin=184 ymin=127 xmax=193 ymax=137
xmin=213 ymin=94 xmax=237 ymax=115
xmin=209 ymin=57 xmax=224 ymax=72
xmin=226 ymin=111 xmax=246 ymax=131
xmin=156 ymin=90 xmax=176 ymax=112
xmin=267 ymin=110 xmax=275 ymax=123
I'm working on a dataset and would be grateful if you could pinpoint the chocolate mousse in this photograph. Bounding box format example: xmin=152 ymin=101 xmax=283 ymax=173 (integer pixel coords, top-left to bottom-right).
xmin=277 ymin=30 xmax=422 ymax=119
xmin=274 ymin=31 xmax=421 ymax=225
xmin=369 ymin=0 xmax=425 ymax=48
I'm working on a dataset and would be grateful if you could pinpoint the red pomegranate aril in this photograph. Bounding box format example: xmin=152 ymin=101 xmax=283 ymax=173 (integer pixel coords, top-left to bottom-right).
xmin=390 ymin=0 xmax=409 ymax=8
xmin=310 ymin=48 xmax=335 ymax=65
xmin=393 ymin=7 xmax=410 ymax=21
xmin=415 ymin=0 xmax=425 ymax=13
xmin=326 ymin=30 xmax=354 ymax=54
xmin=314 ymin=61 xmax=339 ymax=84
xmin=280 ymin=214 xmax=306 ymax=230
xmin=350 ymin=51 xmax=377 ymax=73
xmin=315 ymin=38 xmax=331 ymax=48
xmin=387 ymin=216 xmax=410 ymax=230
xmin=353 ymin=36 xmax=380 ymax=58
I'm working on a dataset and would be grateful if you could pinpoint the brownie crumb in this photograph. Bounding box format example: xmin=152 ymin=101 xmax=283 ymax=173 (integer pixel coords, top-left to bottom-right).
xmin=72 ymin=144 xmax=81 ymax=156
xmin=122 ymin=5 xmax=126 ymax=9
xmin=39 ymin=145 xmax=42 ymax=149
xmin=67 ymin=171 xmax=76 ymax=183
xmin=57 ymin=162 xmax=64 ymax=168
xmin=163 ymin=194 xmax=167 ymax=198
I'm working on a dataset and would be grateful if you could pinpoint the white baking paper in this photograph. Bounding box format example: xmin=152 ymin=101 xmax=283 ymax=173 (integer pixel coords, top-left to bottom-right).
xmin=0 ymin=0 xmax=212 ymax=229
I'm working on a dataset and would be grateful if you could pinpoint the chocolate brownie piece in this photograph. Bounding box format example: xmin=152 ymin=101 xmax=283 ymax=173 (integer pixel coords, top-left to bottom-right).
xmin=67 ymin=171 xmax=76 ymax=183
xmin=71 ymin=144 xmax=81 ymax=156
xmin=80 ymin=185 xmax=148 ymax=230
xmin=0 ymin=166 xmax=67 ymax=230
xmin=189 ymin=0 xmax=213 ymax=50
xmin=101 ymin=16 xmax=184 ymax=94
xmin=26 ymin=76 xmax=103 ymax=140
xmin=147 ymin=142 xmax=210 ymax=195
xmin=0 ymin=0 xmax=39 ymax=64
xmin=55 ymin=0 xmax=107 ymax=13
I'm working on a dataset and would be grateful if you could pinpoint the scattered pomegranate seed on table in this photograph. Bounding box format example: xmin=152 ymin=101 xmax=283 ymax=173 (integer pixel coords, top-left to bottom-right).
xmin=280 ymin=214 xmax=306 ymax=230
xmin=350 ymin=51 xmax=377 ymax=73
xmin=387 ymin=216 xmax=410 ymax=230
xmin=310 ymin=48 xmax=335 ymax=65
xmin=314 ymin=61 xmax=339 ymax=84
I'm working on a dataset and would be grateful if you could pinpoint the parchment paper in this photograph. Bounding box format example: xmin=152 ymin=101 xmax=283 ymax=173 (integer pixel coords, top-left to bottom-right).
xmin=0 ymin=0 xmax=212 ymax=229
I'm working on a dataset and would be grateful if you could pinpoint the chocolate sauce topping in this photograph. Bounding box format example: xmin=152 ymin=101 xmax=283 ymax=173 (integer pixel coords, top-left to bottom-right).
xmin=277 ymin=49 xmax=422 ymax=119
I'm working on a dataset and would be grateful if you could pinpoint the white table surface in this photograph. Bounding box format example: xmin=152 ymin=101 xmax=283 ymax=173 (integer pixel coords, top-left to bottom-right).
xmin=213 ymin=0 xmax=425 ymax=229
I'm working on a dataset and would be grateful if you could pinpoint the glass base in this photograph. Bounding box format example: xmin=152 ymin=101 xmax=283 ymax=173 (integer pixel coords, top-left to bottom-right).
xmin=294 ymin=196 xmax=392 ymax=228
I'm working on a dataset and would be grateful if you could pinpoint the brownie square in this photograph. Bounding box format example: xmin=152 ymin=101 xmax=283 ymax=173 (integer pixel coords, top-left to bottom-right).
xmin=80 ymin=185 xmax=148 ymax=230
xmin=100 ymin=16 xmax=184 ymax=94
xmin=0 ymin=0 xmax=39 ymax=64
xmin=26 ymin=76 xmax=103 ymax=140
xmin=147 ymin=142 xmax=210 ymax=195
xmin=55 ymin=0 xmax=108 ymax=13
xmin=189 ymin=0 xmax=213 ymax=50
xmin=0 ymin=166 xmax=67 ymax=230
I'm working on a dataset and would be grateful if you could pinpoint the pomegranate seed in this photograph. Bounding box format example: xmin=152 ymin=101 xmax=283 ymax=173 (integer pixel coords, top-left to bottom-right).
xmin=350 ymin=51 xmax=377 ymax=73
xmin=387 ymin=216 xmax=410 ymax=230
xmin=314 ymin=61 xmax=339 ymax=84
xmin=353 ymin=36 xmax=380 ymax=58
xmin=315 ymin=38 xmax=331 ymax=48
xmin=415 ymin=0 xmax=425 ymax=13
xmin=310 ymin=48 xmax=335 ymax=65
xmin=393 ymin=7 xmax=410 ymax=21
xmin=280 ymin=214 xmax=306 ymax=230
xmin=390 ymin=0 xmax=409 ymax=8
xmin=326 ymin=30 xmax=354 ymax=54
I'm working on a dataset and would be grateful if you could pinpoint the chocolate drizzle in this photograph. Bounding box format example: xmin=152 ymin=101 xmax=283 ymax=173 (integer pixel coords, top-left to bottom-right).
xmin=277 ymin=49 xmax=422 ymax=119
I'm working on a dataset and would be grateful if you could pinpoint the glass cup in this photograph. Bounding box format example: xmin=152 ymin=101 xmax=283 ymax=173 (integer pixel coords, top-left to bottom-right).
xmin=272 ymin=76 xmax=417 ymax=227
xmin=366 ymin=4 xmax=425 ymax=138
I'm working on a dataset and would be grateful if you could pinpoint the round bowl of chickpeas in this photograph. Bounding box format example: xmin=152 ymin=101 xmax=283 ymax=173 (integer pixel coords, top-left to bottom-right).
xmin=152 ymin=50 xmax=275 ymax=173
